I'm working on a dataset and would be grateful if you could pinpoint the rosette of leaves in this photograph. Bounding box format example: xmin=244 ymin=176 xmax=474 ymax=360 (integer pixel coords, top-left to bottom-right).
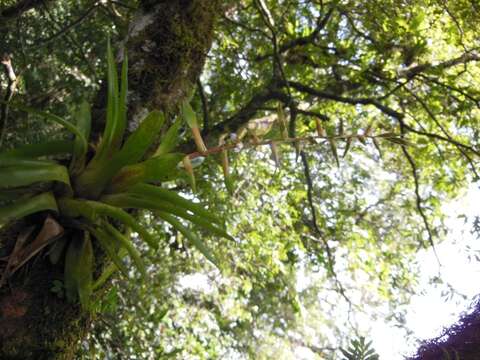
xmin=0 ymin=42 xmax=230 ymax=310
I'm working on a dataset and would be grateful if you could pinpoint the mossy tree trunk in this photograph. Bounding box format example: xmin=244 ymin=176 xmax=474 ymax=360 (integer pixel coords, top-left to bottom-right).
xmin=0 ymin=1 xmax=219 ymax=358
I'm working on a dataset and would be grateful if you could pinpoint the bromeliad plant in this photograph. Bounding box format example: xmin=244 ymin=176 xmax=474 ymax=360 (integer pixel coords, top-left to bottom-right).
xmin=0 ymin=42 xmax=230 ymax=310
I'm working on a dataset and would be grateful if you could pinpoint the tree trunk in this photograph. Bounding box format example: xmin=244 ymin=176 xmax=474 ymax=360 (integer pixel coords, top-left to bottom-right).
xmin=0 ymin=1 xmax=219 ymax=358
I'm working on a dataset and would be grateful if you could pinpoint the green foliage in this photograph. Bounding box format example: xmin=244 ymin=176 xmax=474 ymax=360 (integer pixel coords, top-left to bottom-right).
xmin=0 ymin=158 xmax=70 ymax=189
xmin=2 ymin=0 xmax=480 ymax=358
xmin=0 ymin=44 xmax=227 ymax=311
xmin=70 ymin=100 xmax=91 ymax=175
xmin=0 ymin=192 xmax=58 ymax=226
xmin=340 ymin=336 xmax=379 ymax=360
xmin=64 ymin=231 xmax=93 ymax=310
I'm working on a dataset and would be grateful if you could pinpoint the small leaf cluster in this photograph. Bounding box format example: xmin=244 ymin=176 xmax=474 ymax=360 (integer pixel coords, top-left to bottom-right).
xmin=340 ymin=336 xmax=379 ymax=360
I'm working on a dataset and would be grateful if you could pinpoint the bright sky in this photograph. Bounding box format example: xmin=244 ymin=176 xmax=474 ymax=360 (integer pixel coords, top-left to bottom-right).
xmin=371 ymin=184 xmax=480 ymax=359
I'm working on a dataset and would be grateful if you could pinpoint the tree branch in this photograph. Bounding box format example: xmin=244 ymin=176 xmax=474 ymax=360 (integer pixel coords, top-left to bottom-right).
xmin=397 ymin=51 xmax=480 ymax=79
xmin=296 ymin=108 xmax=329 ymax=121
xmin=399 ymin=122 xmax=441 ymax=267
xmin=283 ymin=80 xmax=405 ymax=119
xmin=289 ymin=336 xmax=337 ymax=355
xmin=300 ymin=150 xmax=352 ymax=306
xmin=255 ymin=6 xmax=334 ymax=61
xmin=275 ymin=80 xmax=480 ymax=159
xmin=400 ymin=117 xmax=480 ymax=157
xmin=211 ymin=87 xmax=290 ymax=135
xmin=406 ymin=89 xmax=480 ymax=180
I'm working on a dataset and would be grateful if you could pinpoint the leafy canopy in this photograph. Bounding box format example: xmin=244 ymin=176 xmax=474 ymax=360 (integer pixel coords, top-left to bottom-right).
xmin=0 ymin=0 xmax=479 ymax=358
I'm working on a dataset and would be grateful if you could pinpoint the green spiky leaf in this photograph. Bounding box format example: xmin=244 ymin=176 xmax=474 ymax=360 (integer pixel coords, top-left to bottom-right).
xmin=156 ymin=211 xmax=220 ymax=268
xmin=95 ymin=38 xmax=120 ymax=160
xmin=181 ymin=101 xmax=198 ymax=129
xmin=93 ymin=247 xmax=128 ymax=291
xmin=0 ymin=159 xmax=70 ymax=189
xmin=58 ymin=198 xmax=156 ymax=249
xmin=153 ymin=118 xmax=183 ymax=157
xmin=89 ymin=225 xmax=130 ymax=279
xmin=108 ymin=153 xmax=184 ymax=192
xmin=70 ymin=100 xmax=92 ymax=175
xmin=128 ymin=183 xmax=222 ymax=225
xmin=6 ymin=102 xmax=87 ymax=153
xmin=64 ymin=231 xmax=94 ymax=310
xmin=0 ymin=140 xmax=73 ymax=160
xmin=113 ymin=110 xmax=165 ymax=166
xmin=0 ymin=192 xmax=58 ymax=226
xmin=104 ymin=221 xmax=147 ymax=279
xmin=101 ymin=191 xmax=232 ymax=241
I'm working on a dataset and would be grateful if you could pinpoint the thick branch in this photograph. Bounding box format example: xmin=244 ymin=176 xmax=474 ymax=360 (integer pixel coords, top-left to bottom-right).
xmin=283 ymin=80 xmax=404 ymax=119
xmin=211 ymin=87 xmax=290 ymax=135
xmin=126 ymin=0 xmax=220 ymax=113
xmin=398 ymin=52 xmax=480 ymax=79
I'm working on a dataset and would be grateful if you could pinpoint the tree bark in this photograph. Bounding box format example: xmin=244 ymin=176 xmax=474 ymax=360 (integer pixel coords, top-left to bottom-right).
xmin=0 ymin=1 xmax=220 ymax=358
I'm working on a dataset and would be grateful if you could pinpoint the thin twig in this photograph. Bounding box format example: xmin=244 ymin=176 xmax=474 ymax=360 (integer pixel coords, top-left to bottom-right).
xmin=400 ymin=119 xmax=480 ymax=157
xmin=277 ymin=79 xmax=480 ymax=157
xmin=418 ymin=74 xmax=480 ymax=106
xmin=399 ymin=122 xmax=442 ymax=267
xmin=406 ymin=88 xmax=480 ymax=180
xmin=255 ymin=7 xmax=334 ymax=61
xmin=254 ymin=0 xmax=304 ymax=161
xmin=254 ymin=0 xmax=291 ymax=97
xmin=300 ymin=150 xmax=353 ymax=307
xmin=109 ymin=0 xmax=137 ymax=10
xmin=221 ymin=15 xmax=269 ymax=38
xmin=41 ymin=3 xmax=97 ymax=78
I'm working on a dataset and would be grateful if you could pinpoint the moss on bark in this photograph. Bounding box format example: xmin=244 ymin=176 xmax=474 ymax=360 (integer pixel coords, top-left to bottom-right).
xmin=0 ymin=220 xmax=90 ymax=360
xmin=126 ymin=0 xmax=220 ymax=115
